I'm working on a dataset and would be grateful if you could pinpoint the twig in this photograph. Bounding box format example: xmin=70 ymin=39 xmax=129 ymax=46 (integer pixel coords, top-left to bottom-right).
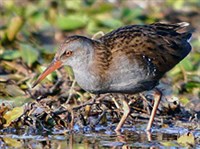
xmin=92 ymin=31 xmax=105 ymax=39
xmin=66 ymin=80 xmax=76 ymax=104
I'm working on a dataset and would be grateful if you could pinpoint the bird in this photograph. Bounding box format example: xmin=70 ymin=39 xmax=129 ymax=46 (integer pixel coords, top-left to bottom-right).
xmin=32 ymin=22 xmax=192 ymax=131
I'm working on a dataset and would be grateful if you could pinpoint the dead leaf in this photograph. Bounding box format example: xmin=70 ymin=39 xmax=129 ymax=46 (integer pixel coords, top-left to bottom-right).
xmin=177 ymin=132 xmax=195 ymax=147
xmin=5 ymin=84 xmax=25 ymax=97
xmin=3 ymin=138 xmax=22 ymax=148
xmin=3 ymin=106 xmax=24 ymax=127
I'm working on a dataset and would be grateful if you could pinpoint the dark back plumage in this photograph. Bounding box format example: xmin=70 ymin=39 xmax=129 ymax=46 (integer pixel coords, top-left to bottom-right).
xmin=98 ymin=22 xmax=192 ymax=77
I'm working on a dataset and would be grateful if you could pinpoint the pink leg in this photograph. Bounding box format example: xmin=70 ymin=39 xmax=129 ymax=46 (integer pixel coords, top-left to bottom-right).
xmin=146 ymin=89 xmax=162 ymax=131
xmin=115 ymin=95 xmax=130 ymax=131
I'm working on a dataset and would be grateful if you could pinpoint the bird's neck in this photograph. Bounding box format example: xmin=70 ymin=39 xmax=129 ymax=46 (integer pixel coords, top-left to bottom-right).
xmin=91 ymin=40 xmax=112 ymax=76
xmin=72 ymin=59 xmax=107 ymax=93
xmin=71 ymin=40 xmax=111 ymax=93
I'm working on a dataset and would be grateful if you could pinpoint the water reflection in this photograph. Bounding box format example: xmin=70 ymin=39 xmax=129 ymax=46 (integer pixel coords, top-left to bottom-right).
xmin=0 ymin=129 xmax=184 ymax=148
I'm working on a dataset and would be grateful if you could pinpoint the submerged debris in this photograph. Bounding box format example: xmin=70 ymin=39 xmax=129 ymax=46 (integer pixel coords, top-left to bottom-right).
xmin=1 ymin=77 xmax=197 ymax=134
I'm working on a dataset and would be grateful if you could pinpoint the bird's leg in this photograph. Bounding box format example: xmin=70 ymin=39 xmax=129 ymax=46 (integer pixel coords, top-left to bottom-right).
xmin=115 ymin=94 xmax=130 ymax=132
xmin=146 ymin=88 xmax=162 ymax=131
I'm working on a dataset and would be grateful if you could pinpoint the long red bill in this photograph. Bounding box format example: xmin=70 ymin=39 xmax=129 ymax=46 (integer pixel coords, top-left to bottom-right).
xmin=32 ymin=59 xmax=62 ymax=88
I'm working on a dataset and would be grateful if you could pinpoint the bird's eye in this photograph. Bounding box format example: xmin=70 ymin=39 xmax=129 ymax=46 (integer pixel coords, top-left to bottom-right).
xmin=65 ymin=50 xmax=73 ymax=57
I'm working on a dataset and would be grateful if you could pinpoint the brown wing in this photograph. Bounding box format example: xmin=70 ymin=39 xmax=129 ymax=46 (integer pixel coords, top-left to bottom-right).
xmin=99 ymin=22 xmax=192 ymax=77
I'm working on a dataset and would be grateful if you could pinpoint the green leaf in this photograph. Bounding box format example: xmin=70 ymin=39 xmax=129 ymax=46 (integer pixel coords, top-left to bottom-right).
xmin=84 ymin=3 xmax=114 ymax=14
xmin=122 ymin=7 xmax=143 ymax=22
xmin=86 ymin=20 xmax=99 ymax=34
xmin=184 ymin=81 xmax=200 ymax=92
xmin=168 ymin=57 xmax=194 ymax=77
xmin=6 ymin=16 xmax=24 ymax=41
xmin=167 ymin=0 xmax=184 ymax=10
xmin=55 ymin=14 xmax=88 ymax=30
xmin=25 ymin=4 xmax=38 ymax=17
xmin=65 ymin=0 xmax=82 ymax=10
xmin=99 ymin=18 xmax=123 ymax=28
xmin=0 ymin=96 xmax=32 ymax=107
xmin=160 ymin=141 xmax=178 ymax=147
xmin=168 ymin=65 xmax=181 ymax=76
xmin=20 ymin=44 xmax=39 ymax=67
xmin=180 ymin=97 xmax=190 ymax=105
xmin=0 ymin=50 xmax=21 ymax=60
xmin=179 ymin=58 xmax=193 ymax=71
xmin=27 ymin=9 xmax=50 ymax=29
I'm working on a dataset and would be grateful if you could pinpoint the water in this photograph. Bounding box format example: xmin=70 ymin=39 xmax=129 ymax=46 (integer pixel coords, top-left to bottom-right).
xmin=0 ymin=125 xmax=199 ymax=148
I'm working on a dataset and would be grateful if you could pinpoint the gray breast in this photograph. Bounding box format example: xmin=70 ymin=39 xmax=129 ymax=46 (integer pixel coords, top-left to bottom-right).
xmin=106 ymin=55 xmax=151 ymax=94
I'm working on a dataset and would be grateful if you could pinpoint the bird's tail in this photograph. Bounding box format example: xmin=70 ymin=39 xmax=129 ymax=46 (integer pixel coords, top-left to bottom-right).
xmin=153 ymin=22 xmax=192 ymax=60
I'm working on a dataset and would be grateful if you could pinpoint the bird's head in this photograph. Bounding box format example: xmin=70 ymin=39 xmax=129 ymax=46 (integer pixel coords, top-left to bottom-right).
xmin=32 ymin=35 xmax=95 ymax=88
